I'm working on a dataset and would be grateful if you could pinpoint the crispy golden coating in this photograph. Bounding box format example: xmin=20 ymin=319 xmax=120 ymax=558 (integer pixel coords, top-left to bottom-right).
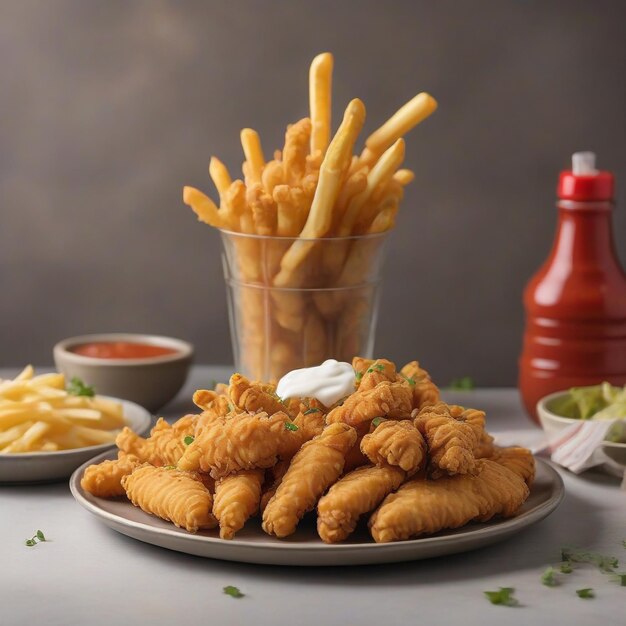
xmin=326 ymin=381 xmax=413 ymax=426
xmin=122 ymin=465 xmax=217 ymax=533
xmin=352 ymin=356 xmax=375 ymax=383
xmin=262 ymin=423 xmax=357 ymax=537
xmin=317 ymin=465 xmax=405 ymax=543
xmin=80 ymin=452 xmax=141 ymax=498
xmin=369 ymin=459 xmax=529 ymax=542
xmin=358 ymin=359 xmax=397 ymax=391
xmin=115 ymin=416 xmax=195 ymax=467
xmin=414 ymin=402 xmax=478 ymax=477
xmin=293 ymin=409 xmax=326 ymax=440
xmin=193 ymin=389 xmax=232 ymax=415
xmin=228 ymin=373 xmax=286 ymax=415
xmin=400 ymin=360 xmax=440 ymax=409
xmin=177 ymin=411 xmax=300 ymax=478
xmin=260 ymin=459 xmax=290 ymax=514
xmin=490 ymin=446 xmax=535 ymax=486
xmin=212 ymin=469 xmax=264 ymax=539
xmin=360 ymin=420 xmax=426 ymax=475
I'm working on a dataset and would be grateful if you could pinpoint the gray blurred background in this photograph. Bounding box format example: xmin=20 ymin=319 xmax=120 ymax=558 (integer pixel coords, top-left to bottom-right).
xmin=1 ymin=0 xmax=624 ymax=385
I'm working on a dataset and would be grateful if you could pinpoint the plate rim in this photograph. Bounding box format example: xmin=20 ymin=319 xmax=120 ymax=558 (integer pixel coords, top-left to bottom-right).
xmin=70 ymin=451 xmax=564 ymax=553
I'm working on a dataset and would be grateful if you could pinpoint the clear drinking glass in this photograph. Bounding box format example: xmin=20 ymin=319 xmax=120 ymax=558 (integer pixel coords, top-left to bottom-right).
xmin=220 ymin=230 xmax=388 ymax=381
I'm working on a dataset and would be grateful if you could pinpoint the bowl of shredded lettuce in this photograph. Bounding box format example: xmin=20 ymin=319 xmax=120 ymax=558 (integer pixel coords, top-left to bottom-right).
xmin=537 ymin=383 xmax=626 ymax=462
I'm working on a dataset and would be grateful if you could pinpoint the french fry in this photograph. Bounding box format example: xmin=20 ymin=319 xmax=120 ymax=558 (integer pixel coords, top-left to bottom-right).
xmin=240 ymin=128 xmax=266 ymax=185
xmin=360 ymin=92 xmax=437 ymax=166
xmin=209 ymin=157 xmax=232 ymax=198
xmin=273 ymin=185 xmax=303 ymax=237
xmin=283 ymin=118 xmax=312 ymax=186
xmin=262 ymin=160 xmax=284 ymax=195
xmin=309 ymin=52 xmax=334 ymax=155
xmin=183 ymin=187 xmax=225 ymax=228
xmin=393 ymin=168 xmax=415 ymax=186
xmin=274 ymin=99 xmax=366 ymax=288
xmin=338 ymin=138 xmax=405 ymax=236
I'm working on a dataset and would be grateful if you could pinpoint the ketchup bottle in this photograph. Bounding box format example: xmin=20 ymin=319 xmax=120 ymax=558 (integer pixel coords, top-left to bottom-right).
xmin=519 ymin=152 xmax=626 ymax=423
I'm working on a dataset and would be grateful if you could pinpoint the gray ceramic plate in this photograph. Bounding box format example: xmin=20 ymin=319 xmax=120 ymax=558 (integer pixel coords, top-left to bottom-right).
xmin=70 ymin=454 xmax=564 ymax=566
xmin=0 ymin=397 xmax=151 ymax=483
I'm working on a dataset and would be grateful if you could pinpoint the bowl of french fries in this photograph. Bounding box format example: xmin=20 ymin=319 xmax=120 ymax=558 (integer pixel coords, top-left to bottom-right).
xmin=183 ymin=53 xmax=437 ymax=381
xmin=0 ymin=366 xmax=151 ymax=483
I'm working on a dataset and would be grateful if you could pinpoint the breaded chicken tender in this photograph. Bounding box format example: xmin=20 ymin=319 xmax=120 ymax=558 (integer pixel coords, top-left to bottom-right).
xmin=369 ymin=459 xmax=529 ymax=542
xmin=400 ymin=361 xmax=440 ymax=409
xmin=259 ymin=459 xmax=290 ymax=514
xmin=358 ymin=359 xmax=397 ymax=391
xmin=262 ymin=423 xmax=357 ymax=537
xmin=80 ymin=452 xmax=141 ymax=498
xmin=115 ymin=416 xmax=195 ymax=467
xmin=193 ymin=388 xmax=232 ymax=416
xmin=326 ymin=381 xmax=413 ymax=426
xmin=414 ymin=402 xmax=478 ymax=477
xmin=228 ymin=373 xmax=286 ymax=415
xmin=293 ymin=409 xmax=326 ymax=440
xmin=122 ymin=465 xmax=217 ymax=533
xmin=360 ymin=420 xmax=426 ymax=475
xmin=177 ymin=411 xmax=300 ymax=478
xmin=490 ymin=446 xmax=535 ymax=485
xmin=213 ymin=469 xmax=264 ymax=539
xmin=317 ymin=465 xmax=405 ymax=543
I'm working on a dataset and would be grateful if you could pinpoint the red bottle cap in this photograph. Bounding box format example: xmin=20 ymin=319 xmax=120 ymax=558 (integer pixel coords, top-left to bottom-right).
xmin=558 ymin=152 xmax=614 ymax=201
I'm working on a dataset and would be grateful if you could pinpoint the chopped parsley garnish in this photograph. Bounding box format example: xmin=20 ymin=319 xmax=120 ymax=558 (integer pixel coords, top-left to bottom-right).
xmin=25 ymin=530 xmax=46 ymax=547
xmin=366 ymin=364 xmax=386 ymax=374
xmin=610 ymin=573 xmax=626 ymax=586
xmin=561 ymin=547 xmax=618 ymax=572
xmin=223 ymin=585 xmax=244 ymax=598
xmin=541 ymin=567 xmax=558 ymax=587
xmin=372 ymin=417 xmax=383 ymax=427
xmin=576 ymin=588 xmax=594 ymax=599
xmin=401 ymin=374 xmax=416 ymax=386
xmin=67 ymin=377 xmax=95 ymax=397
xmin=303 ymin=407 xmax=320 ymax=415
xmin=484 ymin=587 xmax=518 ymax=606
xmin=449 ymin=376 xmax=475 ymax=390
xmin=622 ymin=539 xmax=626 ymax=549
xmin=163 ymin=465 xmax=176 ymax=470
xmin=227 ymin=402 xmax=235 ymax=412
xmin=183 ymin=435 xmax=194 ymax=445
xmin=559 ymin=563 xmax=573 ymax=574
xmin=285 ymin=422 xmax=299 ymax=432
xmin=354 ymin=371 xmax=363 ymax=382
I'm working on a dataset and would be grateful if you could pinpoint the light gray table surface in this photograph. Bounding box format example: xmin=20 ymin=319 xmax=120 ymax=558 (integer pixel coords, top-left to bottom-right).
xmin=2 ymin=366 xmax=624 ymax=626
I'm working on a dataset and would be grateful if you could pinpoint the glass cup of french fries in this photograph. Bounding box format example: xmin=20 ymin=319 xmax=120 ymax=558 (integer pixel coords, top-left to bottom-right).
xmin=222 ymin=230 xmax=387 ymax=380
xmin=183 ymin=53 xmax=437 ymax=380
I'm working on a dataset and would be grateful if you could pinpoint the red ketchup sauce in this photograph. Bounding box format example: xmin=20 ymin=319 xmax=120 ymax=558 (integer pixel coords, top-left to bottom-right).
xmin=71 ymin=342 xmax=178 ymax=359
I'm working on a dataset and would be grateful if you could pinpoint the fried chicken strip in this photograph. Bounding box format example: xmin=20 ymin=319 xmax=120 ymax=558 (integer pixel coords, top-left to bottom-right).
xmin=326 ymin=381 xmax=413 ymax=426
xmin=369 ymin=459 xmax=530 ymax=543
xmin=490 ymin=446 xmax=535 ymax=485
xmin=317 ymin=465 xmax=405 ymax=543
xmin=414 ymin=402 xmax=478 ymax=477
xmin=358 ymin=358 xmax=397 ymax=391
xmin=122 ymin=465 xmax=217 ymax=533
xmin=212 ymin=469 xmax=264 ymax=539
xmin=262 ymin=423 xmax=357 ymax=537
xmin=400 ymin=360 xmax=440 ymax=409
xmin=80 ymin=452 xmax=141 ymax=498
xmin=228 ymin=373 xmax=286 ymax=415
xmin=361 ymin=420 xmax=426 ymax=475
xmin=115 ymin=416 xmax=195 ymax=467
xmin=177 ymin=411 xmax=300 ymax=477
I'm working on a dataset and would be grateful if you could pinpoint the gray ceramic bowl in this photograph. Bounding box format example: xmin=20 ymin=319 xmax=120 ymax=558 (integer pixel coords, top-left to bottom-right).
xmin=54 ymin=333 xmax=193 ymax=413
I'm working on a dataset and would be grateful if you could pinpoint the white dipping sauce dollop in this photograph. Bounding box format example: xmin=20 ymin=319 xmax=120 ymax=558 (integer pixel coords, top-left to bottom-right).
xmin=276 ymin=359 xmax=355 ymax=407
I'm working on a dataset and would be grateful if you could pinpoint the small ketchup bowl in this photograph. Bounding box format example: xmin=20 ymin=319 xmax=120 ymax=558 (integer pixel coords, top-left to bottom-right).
xmin=54 ymin=333 xmax=193 ymax=413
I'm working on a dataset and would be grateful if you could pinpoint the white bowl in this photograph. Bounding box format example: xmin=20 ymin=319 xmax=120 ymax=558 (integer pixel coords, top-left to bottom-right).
xmin=537 ymin=391 xmax=626 ymax=466
xmin=0 ymin=396 xmax=151 ymax=483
